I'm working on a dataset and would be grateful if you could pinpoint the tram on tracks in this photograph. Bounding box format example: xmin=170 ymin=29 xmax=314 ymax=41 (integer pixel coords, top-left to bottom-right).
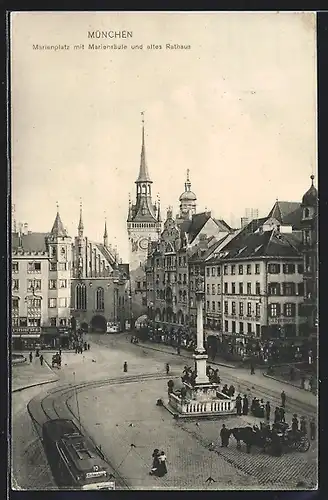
xmin=42 ymin=419 xmax=115 ymax=490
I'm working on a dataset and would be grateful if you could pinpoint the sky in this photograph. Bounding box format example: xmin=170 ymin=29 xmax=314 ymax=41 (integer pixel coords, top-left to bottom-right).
xmin=11 ymin=11 xmax=317 ymax=261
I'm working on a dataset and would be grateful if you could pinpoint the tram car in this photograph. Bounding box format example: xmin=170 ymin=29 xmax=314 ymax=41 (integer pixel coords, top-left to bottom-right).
xmin=42 ymin=419 xmax=115 ymax=490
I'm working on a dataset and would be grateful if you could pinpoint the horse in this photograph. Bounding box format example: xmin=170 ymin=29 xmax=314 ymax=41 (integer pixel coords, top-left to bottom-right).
xmin=229 ymin=426 xmax=270 ymax=453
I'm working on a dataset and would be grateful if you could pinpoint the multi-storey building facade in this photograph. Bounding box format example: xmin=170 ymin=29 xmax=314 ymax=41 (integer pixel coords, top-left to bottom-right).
xmin=300 ymin=175 xmax=318 ymax=339
xmin=12 ymin=207 xmax=129 ymax=349
xmin=127 ymin=118 xmax=162 ymax=320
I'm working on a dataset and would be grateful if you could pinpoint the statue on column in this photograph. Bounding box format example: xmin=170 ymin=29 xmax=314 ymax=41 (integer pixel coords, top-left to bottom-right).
xmin=195 ymin=275 xmax=205 ymax=294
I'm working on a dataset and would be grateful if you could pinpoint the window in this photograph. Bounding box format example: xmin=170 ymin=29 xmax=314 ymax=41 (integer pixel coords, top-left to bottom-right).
xmin=49 ymin=279 xmax=57 ymax=290
xmin=283 ymin=282 xmax=295 ymax=296
xmin=19 ymin=317 xmax=27 ymax=327
xmin=255 ymin=264 xmax=260 ymax=274
xmin=206 ymin=300 xmax=210 ymax=310
xmin=298 ymin=283 xmax=304 ymax=296
xmin=283 ymin=264 xmax=295 ymax=274
xmin=57 ymin=262 xmax=67 ymax=271
xmin=269 ymin=303 xmax=280 ymax=317
xmin=255 ymin=282 xmax=260 ymax=295
xmin=12 ymin=262 xmax=19 ymax=273
xmin=212 ymin=267 xmax=216 ymax=277
xmin=304 ymin=207 xmax=310 ymax=218
xmin=247 ymin=283 xmax=251 ymax=294
xmin=247 ymin=302 xmax=252 ymax=316
xmin=217 ymin=266 xmax=221 ymax=276
xmin=268 ymin=282 xmax=280 ymax=295
xmin=224 ymin=301 xmax=228 ymax=314
xmin=224 ymin=282 xmax=228 ymax=294
xmin=212 ymin=284 xmax=216 ymax=295
xmin=238 ymin=265 xmax=243 ymax=275
xmin=268 ymin=263 xmax=280 ymax=274
xmin=183 ymin=256 xmax=187 ymax=266
xmin=231 ymin=265 xmax=236 ymax=275
xmin=239 ymin=302 xmax=244 ymax=316
xmin=298 ymin=264 xmax=304 ymax=274
xmin=183 ymin=274 xmax=187 ymax=284
xmin=246 ymin=264 xmax=251 ymax=275
xmin=304 ymin=230 xmax=311 ymax=245
xmin=255 ymin=324 xmax=261 ymax=337
xmin=231 ymin=302 xmax=236 ymax=315
xmin=27 ymin=298 xmax=41 ymax=307
xmin=96 ymin=287 xmax=104 ymax=310
xmin=224 ymin=265 xmax=228 ymax=275
xmin=239 ymin=283 xmax=244 ymax=294
xmin=50 ymin=317 xmax=57 ymax=326
xmin=49 ymin=298 xmax=57 ymax=308
xmin=217 ymin=302 xmax=221 ymax=313
xmin=231 ymin=282 xmax=236 ymax=294
xmin=12 ymin=279 xmax=19 ymax=291
xmin=49 ymin=262 xmax=57 ymax=271
xmin=206 ymin=268 xmax=210 ymax=277
xmin=284 ymin=303 xmax=296 ymax=317
xmin=59 ymin=318 xmax=67 ymax=326
xmin=59 ymin=279 xmax=67 ymax=288
xmin=217 ymin=283 xmax=221 ymax=294
xmin=58 ymin=298 xmax=67 ymax=308
xmin=12 ymin=298 xmax=19 ymax=309
xmin=239 ymin=322 xmax=244 ymax=334
xmin=137 ymin=282 xmax=141 ymax=289
xmin=212 ymin=301 xmax=216 ymax=311
xmin=247 ymin=323 xmax=252 ymax=334
xmin=232 ymin=320 xmax=236 ymax=333
xmin=143 ymin=281 xmax=147 ymax=289
xmin=256 ymin=303 xmax=261 ymax=317
xmin=225 ymin=320 xmax=228 ymax=332
xmin=27 ymin=279 xmax=41 ymax=290
xmin=12 ymin=318 xmax=19 ymax=326
xmin=76 ymin=283 xmax=87 ymax=310
xmin=28 ymin=318 xmax=41 ymax=327
xmin=206 ymin=284 xmax=210 ymax=294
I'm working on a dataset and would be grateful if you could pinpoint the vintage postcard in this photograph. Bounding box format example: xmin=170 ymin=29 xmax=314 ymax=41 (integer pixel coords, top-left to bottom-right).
xmin=10 ymin=11 xmax=318 ymax=491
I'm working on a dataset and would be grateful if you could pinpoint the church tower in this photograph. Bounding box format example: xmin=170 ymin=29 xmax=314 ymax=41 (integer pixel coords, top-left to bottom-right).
xmin=73 ymin=201 xmax=87 ymax=278
xmin=127 ymin=113 xmax=162 ymax=271
xmin=176 ymin=169 xmax=197 ymax=225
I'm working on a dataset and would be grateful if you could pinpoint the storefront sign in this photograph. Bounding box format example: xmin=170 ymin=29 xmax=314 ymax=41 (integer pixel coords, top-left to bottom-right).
xmin=12 ymin=327 xmax=41 ymax=334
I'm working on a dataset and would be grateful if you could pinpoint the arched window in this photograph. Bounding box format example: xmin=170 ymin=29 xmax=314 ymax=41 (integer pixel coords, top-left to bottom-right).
xmin=96 ymin=287 xmax=104 ymax=311
xmin=76 ymin=283 xmax=87 ymax=310
xmin=304 ymin=208 xmax=310 ymax=218
xmin=141 ymin=184 xmax=146 ymax=194
xmin=183 ymin=290 xmax=187 ymax=303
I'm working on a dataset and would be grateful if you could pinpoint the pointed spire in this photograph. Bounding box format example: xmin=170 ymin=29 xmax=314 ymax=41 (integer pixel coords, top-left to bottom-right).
xmin=136 ymin=111 xmax=152 ymax=183
xmin=103 ymin=216 xmax=108 ymax=247
xmin=185 ymin=169 xmax=191 ymax=192
xmin=157 ymin=194 xmax=161 ymax=222
xmin=51 ymin=204 xmax=67 ymax=237
xmin=78 ymin=199 xmax=84 ymax=237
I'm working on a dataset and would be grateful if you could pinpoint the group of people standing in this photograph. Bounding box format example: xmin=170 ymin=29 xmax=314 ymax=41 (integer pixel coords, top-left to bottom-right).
xmin=29 ymin=350 xmax=44 ymax=366
xmin=150 ymin=449 xmax=167 ymax=477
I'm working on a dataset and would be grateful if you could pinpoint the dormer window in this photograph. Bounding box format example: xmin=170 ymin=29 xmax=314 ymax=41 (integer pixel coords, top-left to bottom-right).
xmin=303 ymin=208 xmax=310 ymax=219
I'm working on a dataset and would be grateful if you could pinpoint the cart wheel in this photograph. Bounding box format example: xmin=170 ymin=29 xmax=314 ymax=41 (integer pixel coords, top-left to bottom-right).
xmin=299 ymin=437 xmax=310 ymax=452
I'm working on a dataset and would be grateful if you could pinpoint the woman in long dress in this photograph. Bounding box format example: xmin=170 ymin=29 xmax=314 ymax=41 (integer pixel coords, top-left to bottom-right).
xmin=150 ymin=449 xmax=160 ymax=475
xmin=157 ymin=451 xmax=167 ymax=477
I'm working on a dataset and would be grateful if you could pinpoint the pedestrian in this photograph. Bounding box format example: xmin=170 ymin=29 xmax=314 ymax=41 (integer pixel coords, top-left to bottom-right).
xmin=236 ymin=394 xmax=242 ymax=416
xmin=35 ymin=348 xmax=40 ymax=358
xmin=87 ymin=343 xmax=90 ymax=350
xmin=177 ymin=345 xmax=181 ymax=355
xmin=222 ymin=384 xmax=229 ymax=396
xmin=220 ymin=424 xmax=229 ymax=447
xmin=167 ymin=379 xmax=174 ymax=396
xmin=290 ymin=366 xmax=295 ymax=381
xmin=301 ymin=375 xmax=305 ymax=389
xmin=166 ymin=363 xmax=170 ymax=375
xmin=265 ymin=401 xmax=271 ymax=421
xmin=29 ymin=352 xmax=33 ymax=363
xmin=271 ymin=429 xmax=282 ymax=457
xmin=250 ymin=363 xmax=255 ymax=375
xmin=310 ymin=418 xmax=316 ymax=440
xmin=274 ymin=407 xmax=281 ymax=424
xmin=280 ymin=406 xmax=285 ymax=423
xmin=228 ymin=385 xmax=235 ymax=398
xmin=84 ymin=342 xmax=87 ymax=351
xmin=40 ymin=354 xmax=44 ymax=366
xmin=157 ymin=451 xmax=168 ymax=477
xmin=300 ymin=416 xmax=307 ymax=436
xmin=242 ymin=395 xmax=249 ymax=416
xmin=291 ymin=414 xmax=299 ymax=434
xmin=281 ymin=390 xmax=286 ymax=408
xmin=150 ymin=449 xmax=160 ymax=475
xmin=309 ymin=376 xmax=314 ymax=392
xmin=123 ymin=361 xmax=128 ymax=373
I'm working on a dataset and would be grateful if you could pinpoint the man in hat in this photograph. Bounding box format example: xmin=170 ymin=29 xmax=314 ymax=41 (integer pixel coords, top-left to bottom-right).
xmin=291 ymin=414 xmax=299 ymax=434
xmin=220 ymin=424 xmax=230 ymax=447
xmin=300 ymin=416 xmax=307 ymax=436
xmin=281 ymin=390 xmax=286 ymax=408
xmin=265 ymin=401 xmax=271 ymax=422
xmin=242 ymin=395 xmax=249 ymax=416
xmin=236 ymin=394 xmax=242 ymax=416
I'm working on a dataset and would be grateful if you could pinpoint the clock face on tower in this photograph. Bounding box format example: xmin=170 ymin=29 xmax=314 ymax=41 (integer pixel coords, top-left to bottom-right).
xmin=139 ymin=237 xmax=149 ymax=250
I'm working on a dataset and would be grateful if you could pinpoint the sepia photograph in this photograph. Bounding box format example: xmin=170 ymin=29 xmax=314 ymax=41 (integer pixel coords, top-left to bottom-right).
xmin=10 ymin=11 xmax=318 ymax=490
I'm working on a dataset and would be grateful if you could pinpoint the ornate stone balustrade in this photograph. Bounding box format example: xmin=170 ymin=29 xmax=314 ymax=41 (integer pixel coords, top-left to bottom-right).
xmin=169 ymin=391 xmax=236 ymax=417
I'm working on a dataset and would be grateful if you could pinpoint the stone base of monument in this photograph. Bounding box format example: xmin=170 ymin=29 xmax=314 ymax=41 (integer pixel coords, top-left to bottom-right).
xmin=166 ymin=382 xmax=236 ymax=420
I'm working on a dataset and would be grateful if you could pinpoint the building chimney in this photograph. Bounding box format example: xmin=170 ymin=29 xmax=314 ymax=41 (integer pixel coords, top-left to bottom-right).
xmin=23 ymin=223 xmax=28 ymax=235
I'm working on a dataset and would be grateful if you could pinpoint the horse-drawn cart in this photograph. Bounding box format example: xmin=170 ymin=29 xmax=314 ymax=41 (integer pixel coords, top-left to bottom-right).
xmin=51 ymin=353 xmax=61 ymax=369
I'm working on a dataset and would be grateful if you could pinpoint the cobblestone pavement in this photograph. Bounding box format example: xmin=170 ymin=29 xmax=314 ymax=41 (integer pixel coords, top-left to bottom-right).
xmin=12 ymin=355 xmax=58 ymax=392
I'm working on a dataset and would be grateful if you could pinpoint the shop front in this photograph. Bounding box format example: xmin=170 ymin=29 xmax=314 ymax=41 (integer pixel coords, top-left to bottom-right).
xmin=12 ymin=327 xmax=42 ymax=350
xmin=41 ymin=327 xmax=72 ymax=349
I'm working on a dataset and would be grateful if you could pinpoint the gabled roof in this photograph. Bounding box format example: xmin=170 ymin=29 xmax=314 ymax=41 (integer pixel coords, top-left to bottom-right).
xmin=267 ymin=201 xmax=302 ymax=229
xmin=95 ymin=243 xmax=116 ymax=266
xmin=220 ymin=230 xmax=301 ymax=260
xmin=12 ymin=232 xmax=48 ymax=253
xmin=214 ymin=219 xmax=232 ymax=232
xmin=183 ymin=212 xmax=212 ymax=243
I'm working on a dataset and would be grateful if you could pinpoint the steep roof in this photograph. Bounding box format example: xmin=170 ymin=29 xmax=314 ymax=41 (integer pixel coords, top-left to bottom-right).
xmin=95 ymin=243 xmax=116 ymax=266
xmin=183 ymin=212 xmax=212 ymax=243
xmin=267 ymin=201 xmax=302 ymax=228
xmin=302 ymin=175 xmax=318 ymax=207
xmin=136 ymin=124 xmax=152 ymax=183
xmin=214 ymin=219 xmax=232 ymax=231
xmin=12 ymin=232 xmax=48 ymax=253
xmin=50 ymin=212 xmax=67 ymax=237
